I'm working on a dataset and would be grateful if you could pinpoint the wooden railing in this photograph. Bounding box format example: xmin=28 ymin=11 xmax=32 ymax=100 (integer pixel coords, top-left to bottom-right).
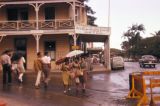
xmin=0 ymin=19 xmax=74 ymax=31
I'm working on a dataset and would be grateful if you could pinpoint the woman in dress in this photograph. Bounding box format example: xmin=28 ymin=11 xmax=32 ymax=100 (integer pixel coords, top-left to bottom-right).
xmin=17 ymin=55 xmax=26 ymax=83
xmin=79 ymin=57 xmax=87 ymax=93
xmin=73 ymin=60 xmax=81 ymax=94
xmin=61 ymin=60 xmax=70 ymax=93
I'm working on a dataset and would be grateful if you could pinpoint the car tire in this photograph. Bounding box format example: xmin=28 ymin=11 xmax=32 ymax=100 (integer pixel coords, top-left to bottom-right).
xmin=140 ymin=64 xmax=142 ymax=68
xmin=153 ymin=64 xmax=155 ymax=68
xmin=122 ymin=67 xmax=124 ymax=70
xmin=142 ymin=64 xmax=145 ymax=68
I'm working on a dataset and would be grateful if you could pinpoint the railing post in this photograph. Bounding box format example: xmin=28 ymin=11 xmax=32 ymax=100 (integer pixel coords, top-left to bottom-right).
xmin=17 ymin=21 xmax=19 ymax=30
xmin=55 ymin=19 xmax=57 ymax=30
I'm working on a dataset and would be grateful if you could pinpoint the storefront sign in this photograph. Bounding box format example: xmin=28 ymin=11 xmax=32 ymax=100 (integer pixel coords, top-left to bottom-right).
xmin=75 ymin=25 xmax=110 ymax=35
xmin=72 ymin=46 xmax=79 ymax=50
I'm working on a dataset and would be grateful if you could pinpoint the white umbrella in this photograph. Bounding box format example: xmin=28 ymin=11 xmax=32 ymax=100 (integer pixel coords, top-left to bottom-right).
xmin=66 ymin=50 xmax=84 ymax=57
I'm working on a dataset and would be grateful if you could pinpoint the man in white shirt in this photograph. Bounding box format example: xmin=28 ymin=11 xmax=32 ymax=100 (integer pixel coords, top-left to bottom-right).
xmin=41 ymin=52 xmax=51 ymax=89
xmin=0 ymin=50 xmax=13 ymax=85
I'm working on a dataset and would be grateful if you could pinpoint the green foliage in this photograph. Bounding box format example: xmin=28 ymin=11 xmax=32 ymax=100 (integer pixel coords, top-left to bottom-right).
xmin=121 ymin=24 xmax=145 ymax=57
xmin=139 ymin=36 xmax=160 ymax=58
xmin=110 ymin=48 xmax=124 ymax=57
xmin=87 ymin=15 xmax=97 ymax=26
xmin=122 ymin=27 xmax=160 ymax=58
xmin=83 ymin=0 xmax=97 ymax=26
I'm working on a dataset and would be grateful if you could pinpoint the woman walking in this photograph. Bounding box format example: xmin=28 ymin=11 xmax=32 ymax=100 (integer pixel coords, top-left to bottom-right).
xmin=73 ymin=60 xmax=81 ymax=94
xmin=61 ymin=60 xmax=71 ymax=93
xmin=79 ymin=58 xmax=87 ymax=93
xmin=17 ymin=55 xmax=26 ymax=83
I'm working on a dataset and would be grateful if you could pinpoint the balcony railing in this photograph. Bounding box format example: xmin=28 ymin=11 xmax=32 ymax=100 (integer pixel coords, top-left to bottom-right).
xmin=0 ymin=19 xmax=74 ymax=31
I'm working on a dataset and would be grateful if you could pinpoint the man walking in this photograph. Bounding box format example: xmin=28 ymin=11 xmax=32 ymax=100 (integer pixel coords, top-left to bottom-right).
xmin=0 ymin=50 xmax=13 ymax=85
xmin=34 ymin=52 xmax=43 ymax=89
xmin=41 ymin=52 xmax=51 ymax=89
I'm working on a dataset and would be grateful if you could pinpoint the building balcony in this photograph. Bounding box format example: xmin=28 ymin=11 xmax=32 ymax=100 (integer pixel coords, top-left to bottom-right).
xmin=0 ymin=19 xmax=74 ymax=31
xmin=0 ymin=19 xmax=110 ymax=38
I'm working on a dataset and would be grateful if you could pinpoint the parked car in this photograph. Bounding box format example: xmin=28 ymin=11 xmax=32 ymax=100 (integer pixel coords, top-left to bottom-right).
xmin=111 ymin=56 xmax=124 ymax=70
xmin=139 ymin=55 xmax=157 ymax=68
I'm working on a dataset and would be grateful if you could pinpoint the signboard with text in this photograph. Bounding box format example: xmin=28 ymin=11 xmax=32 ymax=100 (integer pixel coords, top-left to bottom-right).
xmin=75 ymin=25 xmax=110 ymax=35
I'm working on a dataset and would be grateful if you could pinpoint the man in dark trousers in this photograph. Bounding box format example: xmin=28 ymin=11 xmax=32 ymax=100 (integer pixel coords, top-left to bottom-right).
xmin=0 ymin=50 xmax=13 ymax=85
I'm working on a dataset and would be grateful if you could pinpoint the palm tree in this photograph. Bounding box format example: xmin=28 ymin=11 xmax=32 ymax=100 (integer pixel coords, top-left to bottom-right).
xmin=122 ymin=24 xmax=145 ymax=57
xmin=151 ymin=30 xmax=160 ymax=36
xmin=121 ymin=41 xmax=129 ymax=51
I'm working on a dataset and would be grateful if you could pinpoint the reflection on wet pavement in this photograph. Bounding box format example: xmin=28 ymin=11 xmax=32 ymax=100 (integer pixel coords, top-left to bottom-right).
xmin=0 ymin=62 xmax=160 ymax=106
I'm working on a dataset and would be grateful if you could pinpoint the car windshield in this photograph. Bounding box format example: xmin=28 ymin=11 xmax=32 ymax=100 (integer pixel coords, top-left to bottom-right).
xmin=113 ymin=57 xmax=123 ymax=61
xmin=142 ymin=55 xmax=155 ymax=60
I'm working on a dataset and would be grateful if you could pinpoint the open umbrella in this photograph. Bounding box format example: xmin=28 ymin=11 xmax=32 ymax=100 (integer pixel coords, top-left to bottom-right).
xmin=55 ymin=57 xmax=68 ymax=65
xmin=66 ymin=50 xmax=84 ymax=58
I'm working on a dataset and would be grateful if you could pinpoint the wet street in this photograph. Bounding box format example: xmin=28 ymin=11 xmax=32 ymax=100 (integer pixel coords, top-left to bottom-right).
xmin=0 ymin=62 xmax=160 ymax=106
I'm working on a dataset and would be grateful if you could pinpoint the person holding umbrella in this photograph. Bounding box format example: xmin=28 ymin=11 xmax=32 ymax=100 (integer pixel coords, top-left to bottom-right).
xmin=60 ymin=59 xmax=71 ymax=93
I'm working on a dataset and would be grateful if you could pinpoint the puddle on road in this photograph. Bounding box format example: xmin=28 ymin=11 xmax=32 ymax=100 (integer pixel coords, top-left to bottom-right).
xmin=92 ymin=75 xmax=105 ymax=81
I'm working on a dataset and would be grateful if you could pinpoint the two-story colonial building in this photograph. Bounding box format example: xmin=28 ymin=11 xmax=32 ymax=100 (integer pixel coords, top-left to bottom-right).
xmin=0 ymin=0 xmax=111 ymax=70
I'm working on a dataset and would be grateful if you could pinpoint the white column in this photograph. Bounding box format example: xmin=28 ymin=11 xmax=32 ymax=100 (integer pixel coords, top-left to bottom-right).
xmin=104 ymin=36 xmax=111 ymax=71
xmin=73 ymin=1 xmax=76 ymax=25
xmin=72 ymin=34 xmax=78 ymax=46
xmin=30 ymin=3 xmax=44 ymax=30
xmin=35 ymin=3 xmax=39 ymax=30
xmin=80 ymin=5 xmax=82 ymax=24
xmin=33 ymin=34 xmax=41 ymax=53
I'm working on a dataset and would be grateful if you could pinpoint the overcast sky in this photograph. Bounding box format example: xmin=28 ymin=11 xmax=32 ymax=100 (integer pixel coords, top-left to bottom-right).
xmin=88 ymin=0 xmax=160 ymax=49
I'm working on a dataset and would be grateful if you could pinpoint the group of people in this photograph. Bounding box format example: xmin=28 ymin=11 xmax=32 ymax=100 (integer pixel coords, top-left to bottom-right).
xmin=0 ymin=50 xmax=51 ymax=89
xmin=60 ymin=57 xmax=90 ymax=94
xmin=0 ymin=49 xmax=93 ymax=94
xmin=0 ymin=49 xmax=26 ymax=85
xmin=34 ymin=52 xmax=51 ymax=89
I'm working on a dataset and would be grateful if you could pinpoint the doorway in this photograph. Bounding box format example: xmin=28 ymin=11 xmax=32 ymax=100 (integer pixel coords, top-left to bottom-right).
xmin=14 ymin=38 xmax=27 ymax=68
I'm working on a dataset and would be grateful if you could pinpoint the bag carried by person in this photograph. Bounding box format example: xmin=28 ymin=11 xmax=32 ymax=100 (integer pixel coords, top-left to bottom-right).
xmin=75 ymin=77 xmax=80 ymax=83
xmin=76 ymin=69 xmax=83 ymax=76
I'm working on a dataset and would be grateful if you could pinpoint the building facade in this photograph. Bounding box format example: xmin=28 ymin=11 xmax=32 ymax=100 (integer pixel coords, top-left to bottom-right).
xmin=0 ymin=0 xmax=111 ymax=70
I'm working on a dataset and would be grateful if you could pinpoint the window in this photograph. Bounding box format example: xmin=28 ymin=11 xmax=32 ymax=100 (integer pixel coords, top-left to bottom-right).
xmin=7 ymin=8 xmax=28 ymax=21
xmin=19 ymin=8 xmax=28 ymax=20
xmin=45 ymin=7 xmax=55 ymax=20
xmin=7 ymin=8 xmax=18 ymax=21
xmin=75 ymin=8 xmax=80 ymax=23
xmin=44 ymin=41 xmax=56 ymax=60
